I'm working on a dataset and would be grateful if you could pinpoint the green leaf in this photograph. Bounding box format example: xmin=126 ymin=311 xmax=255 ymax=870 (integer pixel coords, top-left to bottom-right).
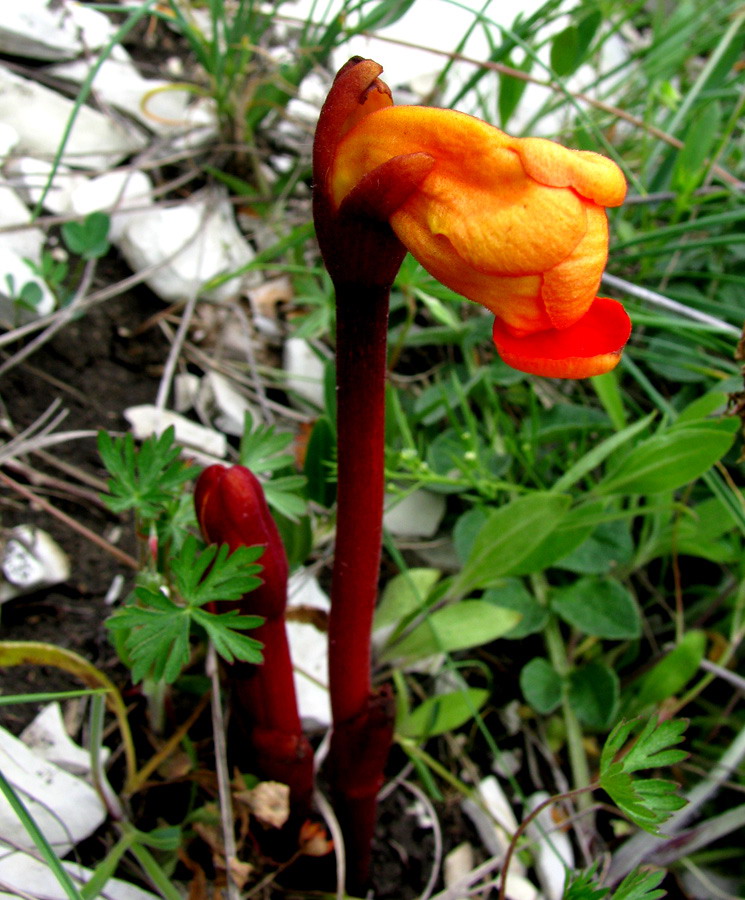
xmin=613 ymin=868 xmax=666 ymax=900
xmin=597 ymin=419 xmax=738 ymax=495
xmin=381 ymin=600 xmax=520 ymax=664
xmin=551 ymin=577 xmax=641 ymax=640
xmin=192 ymin=609 xmax=263 ymax=664
xmin=107 ymin=537 xmax=265 ymax=683
xmin=482 ymin=579 xmax=548 ymax=639
xmin=450 ymin=493 xmax=572 ymax=596
xmin=632 ymin=630 xmax=707 ymax=710
xmin=239 ymin=411 xmax=295 ymax=475
xmin=672 ymin=101 xmax=722 ymax=197
xmin=520 ymin=657 xmax=562 ymax=715
xmin=599 ymin=716 xmax=687 ymax=834
xmin=553 ymin=414 xmax=655 ymax=493
xmin=557 ymin=519 xmax=634 ymax=575
xmin=304 ymin=416 xmax=336 ymax=507
xmin=374 ymin=568 xmax=442 ymax=631
xmin=569 ymin=662 xmax=619 ymax=730
xmin=398 ymin=688 xmax=489 ymax=740
xmin=550 ymin=24 xmax=581 ymax=77
xmin=563 ymin=865 xmax=609 ymax=900
xmin=97 ymin=426 xmax=196 ymax=520
xmin=173 ymin=538 xmax=263 ymax=608
xmin=62 ymin=211 xmax=111 ymax=259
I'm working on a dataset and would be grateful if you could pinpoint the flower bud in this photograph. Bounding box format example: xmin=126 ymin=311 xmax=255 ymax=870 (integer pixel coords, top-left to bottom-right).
xmin=194 ymin=464 xmax=288 ymax=620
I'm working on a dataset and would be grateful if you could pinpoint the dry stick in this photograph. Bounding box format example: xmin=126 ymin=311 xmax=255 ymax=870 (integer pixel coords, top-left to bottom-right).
xmin=0 ymin=470 xmax=138 ymax=571
xmin=207 ymin=644 xmax=241 ymax=900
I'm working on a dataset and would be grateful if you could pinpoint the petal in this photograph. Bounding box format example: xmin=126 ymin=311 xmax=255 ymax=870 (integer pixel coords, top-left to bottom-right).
xmin=542 ymin=204 xmax=609 ymax=329
xmin=492 ymin=296 xmax=632 ymax=378
xmin=513 ymin=137 xmax=627 ymax=207
xmin=389 ymin=221 xmax=552 ymax=333
xmin=333 ymin=106 xmax=588 ymax=275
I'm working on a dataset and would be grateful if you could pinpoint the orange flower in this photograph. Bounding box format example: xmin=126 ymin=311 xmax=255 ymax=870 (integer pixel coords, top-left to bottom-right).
xmin=314 ymin=58 xmax=631 ymax=378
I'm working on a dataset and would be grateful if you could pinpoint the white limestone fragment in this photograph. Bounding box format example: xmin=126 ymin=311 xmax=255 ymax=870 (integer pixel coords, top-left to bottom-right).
xmin=21 ymin=702 xmax=109 ymax=777
xmin=0 ymin=122 xmax=20 ymax=159
xmin=5 ymin=156 xmax=87 ymax=215
xmin=383 ymin=489 xmax=446 ymax=538
xmin=0 ymin=0 xmax=114 ymax=61
xmin=124 ymin=405 xmax=227 ymax=462
xmin=48 ymin=45 xmax=213 ymax=136
xmin=198 ymin=370 xmax=255 ymax=437
xmin=526 ymin=791 xmax=574 ymax=900
xmin=0 ymin=184 xmax=46 ymax=259
xmin=70 ymin=168 xmax=153 ymax=241
xmin=282 ymin=337 xmax=325 ymax=408
xmin=287 ymin=569 xmax=330 ymax=730
xmin=0 ymin=67 xmax=145 ymax=169
xmin=117 ymin=189 xmax=254 ymax=303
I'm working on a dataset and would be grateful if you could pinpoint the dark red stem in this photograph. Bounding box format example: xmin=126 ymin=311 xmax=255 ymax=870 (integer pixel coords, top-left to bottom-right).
xmin=232 ymin=616 xmax=314 ymax=810
xmin=327 ymin=281 xmax=395 ymax=892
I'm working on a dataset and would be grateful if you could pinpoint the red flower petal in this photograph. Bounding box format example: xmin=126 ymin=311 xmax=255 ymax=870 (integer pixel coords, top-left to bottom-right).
xmin=492 ymin=296 xmax=631 ymax=378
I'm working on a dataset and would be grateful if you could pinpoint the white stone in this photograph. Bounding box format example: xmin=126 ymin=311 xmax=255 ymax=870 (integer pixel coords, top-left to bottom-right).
xmin=123 ymin=404 xmax=227 ymax=462
xmin=462 ymin=775 xmax=520 ymax=858
xmin=0 ymin=184 xmax=45 ymax=259
xmin=0 ymin=122 xmax=20 ymax=159
xmin=48 ymin=45 xmax=210 ymax=136
xmin=526 ymin=791 xmax=574 ymax=900
xmin=0 ymin=0 xmax=114 ymax=61
xmin=0 ymin=854 xmax=159 ymax=900
xmin=173 ymin=372 xmax=201 ymax=413
xmin=0 ymin=248 xmax=56 ymax=324
xmin=0 ymin=724 xmax=105 ymax=856
xmin=20 ymin=703 xmax=109 ymax=777
xmin=0 ymin=525 xmax=70 ymax=603
xmin=69 ymin=168 xmax=153 ymax=241
xmin=383 ymin=489 xmax=446 ymax=538
xmin=5 ymin=156 xmax=87 ymax=215
xmin=287 ymin=569 xmax=331 ymax=730
xmin=199 ymin=370 xmax=255 ymax=437
xmin=117 ymin=189 xmax=255 ymax=303
xmin=0 ymin=67 xmax=145 ymax=169
xmin=282 ymin=338 xmax=326 ymax=408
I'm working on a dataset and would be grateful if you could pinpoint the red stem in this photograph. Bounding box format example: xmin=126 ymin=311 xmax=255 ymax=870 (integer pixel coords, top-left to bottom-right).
xmin=327 ymin=281 xmax=395 ymax=892
xmin=232 ymin=616 xmax=314 ymax=810
xmin=329 ymin=282 xmax=389 ymax=720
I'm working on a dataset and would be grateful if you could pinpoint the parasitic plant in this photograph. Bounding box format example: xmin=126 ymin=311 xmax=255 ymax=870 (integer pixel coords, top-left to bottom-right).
xmin=312 ymin=56 xmax=629 ymax=891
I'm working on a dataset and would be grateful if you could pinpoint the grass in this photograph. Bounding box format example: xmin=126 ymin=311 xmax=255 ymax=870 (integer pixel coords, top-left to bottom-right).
xmin=1 ymin=0 xmax=744 ymax=896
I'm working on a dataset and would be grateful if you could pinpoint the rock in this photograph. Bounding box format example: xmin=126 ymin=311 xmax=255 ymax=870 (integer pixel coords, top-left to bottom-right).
xmin=0 ymin=67 xmax=145 ymax=169
xmin=21 ymin=702 xmax=109 ymax=777
xmin=48 ymin=45 xmax=217 ymax=137
xmin=117 ymin=188 xmax=255 ymax=303
xmin=5 ymin=156 xmax=87 ymax=215
xmin=69 ymin=168 xmax=153 ymax=241
xmin=282 ymin=337 xmax=326 ymax=409
xmin=383 ymin=489 xmax=446 ymax=538
xmin=0 ymin=122 xmax=20 ymax=158
xmin=198 ymin=371 xmax=255 ymax=437
xmin=0 ymin=183 xmax=46 ymax=259
xmin=0 ymin=0 xmax=114 ymax=61
xmin=287 ymin=570 xmax=330 ymax=730
xmin=525 ymin=791 xmax=574 ymax=900
xmin=0 ymin=525 xmax=70 ymax=603
xmin=124 ymin=404 xmax=227 ymax=463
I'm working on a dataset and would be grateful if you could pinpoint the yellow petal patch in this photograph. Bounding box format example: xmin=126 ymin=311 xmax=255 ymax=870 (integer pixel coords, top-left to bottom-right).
xmin=513 ymin=137 xmax=627 ymax=207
